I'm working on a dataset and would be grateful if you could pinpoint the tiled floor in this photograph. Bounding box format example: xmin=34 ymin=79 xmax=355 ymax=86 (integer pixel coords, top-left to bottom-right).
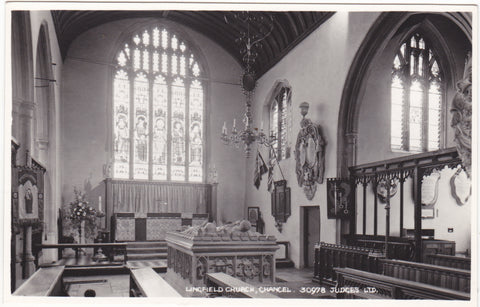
xmin=64 ymin=274 xmax=130 ymax=297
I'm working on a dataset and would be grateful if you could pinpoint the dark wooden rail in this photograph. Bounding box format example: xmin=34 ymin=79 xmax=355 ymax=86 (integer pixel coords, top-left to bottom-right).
xmin=334 ymin=267 xmax=470 ymax=300
xmin=205 ymin=272 xmax=278 ymax=298
xmin=344 ymin=235 xmax=415 ymax=260
xmin=130 ymin=267 xmax=181 ymax=297
xmin=426 ymin=254 xmax=471 ymax=270
xmin=349 ymin=148 xmax=462 ymax=262
xmin=313 ymin=242 xmax=383 ymax=285
xmin=38 ymin=243 xmax=128 ymax=263
xmin=380 ymin=259 xmax=470 ymax=292
xmin=13 ymin=266 xmax=66 ymax=296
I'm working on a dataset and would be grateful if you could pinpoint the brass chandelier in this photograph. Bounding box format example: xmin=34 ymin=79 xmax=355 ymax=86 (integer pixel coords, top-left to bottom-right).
xmin=220 ymin=12 xmax=276 ymax=157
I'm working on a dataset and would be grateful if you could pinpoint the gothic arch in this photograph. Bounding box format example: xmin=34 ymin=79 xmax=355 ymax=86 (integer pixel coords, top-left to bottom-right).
xmin=34 ymin=22 xmax=55 ymax=161
xmin=107 ymin=19 xmax=211 ymax=181
xmin=33 ymin=21 xmax=58 ymax=247
xmin=262 ymin=79 xmax=292 ymax=160
xmin=337 ymin=12 xmax=472 ymax=177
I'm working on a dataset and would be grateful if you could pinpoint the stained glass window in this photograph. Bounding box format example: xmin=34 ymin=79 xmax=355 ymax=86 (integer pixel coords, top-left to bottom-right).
xmin=112 ymin=26 xmax=205 ymax=182
xmin=113 ymin=70 xmax=130 ymax=179
xmin=270 ymin=87 xmax=291 ymax=161
xmin=390 ymin=33 xmax=444 ymax=152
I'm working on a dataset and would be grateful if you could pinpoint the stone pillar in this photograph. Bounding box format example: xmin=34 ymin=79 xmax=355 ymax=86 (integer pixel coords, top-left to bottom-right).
xmin=39 ymin=232 xmax=58 ymax=265
xmin=22 ymin=226 xmax=36 ymax=278
xmin=13 ymin=98 xmax=35 ymax=166
xmin=15 ymin=235 xmax=22 ymax=290
xmin=345 ymin=133 xmax=358 ymax=172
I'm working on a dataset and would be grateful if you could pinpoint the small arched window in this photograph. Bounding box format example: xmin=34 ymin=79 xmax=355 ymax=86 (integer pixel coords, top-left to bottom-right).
xmin=391 ymin=32 xmax=444 ymax=152
xmin=270 ymin=86 xmax=291 ymax=160
xmin=112 ymin=26 xmax=205 ymax=182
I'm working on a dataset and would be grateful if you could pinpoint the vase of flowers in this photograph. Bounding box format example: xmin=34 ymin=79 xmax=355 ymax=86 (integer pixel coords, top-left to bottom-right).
xmin=63 ymin=188 xmax=98 ymax=244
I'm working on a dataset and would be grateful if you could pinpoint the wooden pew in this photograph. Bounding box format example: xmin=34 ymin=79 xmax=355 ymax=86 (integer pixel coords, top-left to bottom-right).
xmin=344 ymin=235 xmax=415 ymax=261
xmin=334 ymin=267 xmax=470 ymax=300
xmin=313 ymin=242 xmax=383 ymax=285
xmin=206 ymin=272 xmax=278 ymax=298
xmin=13 ymin=266 xmax=66 ymax=296
xmin=130 ymin=267 xmax=181 ymax=297
xmin=380 ymin=259 xmax=470 ymax=292
xmin=426 ymin=254 xmax=471 ymax=270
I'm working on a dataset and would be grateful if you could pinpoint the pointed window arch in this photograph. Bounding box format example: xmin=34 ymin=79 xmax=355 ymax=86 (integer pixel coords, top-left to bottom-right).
xmin=391 ymin=32 xmax=444 ymax=152
xmin=112 ymin=26 xmax=205 ymax=182
xmin=269 ymin=86 xmax=291 ymax=160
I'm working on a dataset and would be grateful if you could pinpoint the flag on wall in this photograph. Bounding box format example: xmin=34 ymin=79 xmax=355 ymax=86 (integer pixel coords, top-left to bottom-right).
xmin=254 ymin=151 xmax=268 ymax=189
xmin=268 ymin=148 xmax=277 ymax=192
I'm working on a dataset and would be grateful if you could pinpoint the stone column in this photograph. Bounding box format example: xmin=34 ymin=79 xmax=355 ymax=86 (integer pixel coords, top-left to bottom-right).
xmin=22 ymin=226 xmax=36 ymax=278
xmin=13 ymin=98 xmax=35 ymax=166
xmin=345 ymin=132 xmax=358 ymax=171
xmin=15 ymin=235 xmax=23 ymax=289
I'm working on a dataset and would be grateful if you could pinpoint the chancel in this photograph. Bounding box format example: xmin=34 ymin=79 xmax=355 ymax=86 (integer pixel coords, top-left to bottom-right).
xmin=7 ymin=4 xmax=474 ymax=301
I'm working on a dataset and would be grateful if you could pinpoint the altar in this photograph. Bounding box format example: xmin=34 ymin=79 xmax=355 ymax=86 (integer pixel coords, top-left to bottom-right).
xmin=112 ymin=213 xmax=208 ymax=242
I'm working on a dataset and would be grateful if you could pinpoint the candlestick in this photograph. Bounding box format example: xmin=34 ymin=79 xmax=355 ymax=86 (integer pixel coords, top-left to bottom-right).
xmin=222 ymin=122 xmax=227 ymax=134
xmin=233 ymin=118 xmax=236 ymax=128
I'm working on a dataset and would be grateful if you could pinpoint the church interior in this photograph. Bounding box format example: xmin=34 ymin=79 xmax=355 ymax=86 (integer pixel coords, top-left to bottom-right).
xmin=8 ymin=6 xmax=474 ymax=300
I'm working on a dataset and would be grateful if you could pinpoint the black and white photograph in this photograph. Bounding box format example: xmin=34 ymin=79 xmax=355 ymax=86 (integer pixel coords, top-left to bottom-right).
xmin=3 ymin=0 xmax=477 ymax=305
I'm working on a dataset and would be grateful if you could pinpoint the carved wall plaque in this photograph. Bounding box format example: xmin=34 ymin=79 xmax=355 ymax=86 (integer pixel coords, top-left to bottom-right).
xmin=376 ymin=178 xmax=398 ymax=203
xmin=450 ymin=168 xmax=471 ymax=206
xmin=421 ymin=170 xmax=441 ymax=206
xmin=295 ymin=102 xmax=326 ymax=200
xmin=451 ymin=53 xmax=472 ymax=177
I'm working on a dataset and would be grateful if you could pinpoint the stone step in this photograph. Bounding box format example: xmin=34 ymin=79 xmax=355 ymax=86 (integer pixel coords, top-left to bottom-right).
xmin=127 ymin=253 xmax=167 ymax=260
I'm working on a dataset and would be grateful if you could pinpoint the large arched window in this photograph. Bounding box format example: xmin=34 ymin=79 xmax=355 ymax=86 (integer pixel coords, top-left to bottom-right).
xmin=113 ymin=26 xmax=205 ymax=182
xmin=269 ymin=86 xmax=291 ymax=160
xmin=391 ymin=32 xmax=444 ymax=152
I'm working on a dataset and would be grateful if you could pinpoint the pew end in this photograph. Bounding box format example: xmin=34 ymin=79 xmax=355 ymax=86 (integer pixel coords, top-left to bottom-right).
xmin=13 ymin=266 xmax=66 ymax=296
xmin=130 ymin=267 xmax=181 ymax=297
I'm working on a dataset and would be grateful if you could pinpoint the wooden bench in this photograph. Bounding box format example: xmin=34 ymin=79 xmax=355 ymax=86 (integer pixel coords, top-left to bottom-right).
xmin=426 ymin=254 xmax=471 ymax=270
xmin=380 ymin=259 xmax=470 ymax=292
xmin=206 ymin=272 xmax=277 ymax=298
xmin=13 ymin=266 xmax=66 ymax=296
xmin=129 ymin=267 xmax=181 ymax=297
xmin=334 ymin=267 xmax=470 ymax=300
xmin=313 ymin=242 xmax=383 ymax=285
xmin=344 ymin=235 xmax=415 ymax=261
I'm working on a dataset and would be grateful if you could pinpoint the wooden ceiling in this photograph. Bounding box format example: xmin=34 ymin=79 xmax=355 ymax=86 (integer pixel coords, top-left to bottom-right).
xmin=51 ymin=10 xmax=334 ymax=77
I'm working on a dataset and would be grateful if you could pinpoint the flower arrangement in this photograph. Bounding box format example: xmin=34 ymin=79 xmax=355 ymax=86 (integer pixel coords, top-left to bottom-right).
xmin=70 ymin=199 xmax=96 ymax=221
xmin=62 ymin=187 xmax=99 ymax=242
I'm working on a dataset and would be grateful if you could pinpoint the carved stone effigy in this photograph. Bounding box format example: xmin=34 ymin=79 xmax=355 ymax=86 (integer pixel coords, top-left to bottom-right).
xmin=165 ymin=220 xmax=278 ymax=296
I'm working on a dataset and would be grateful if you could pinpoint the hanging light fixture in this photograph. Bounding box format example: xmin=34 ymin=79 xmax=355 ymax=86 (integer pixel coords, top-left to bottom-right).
xmin=220 ymin=11 xmax=276 ymax=157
